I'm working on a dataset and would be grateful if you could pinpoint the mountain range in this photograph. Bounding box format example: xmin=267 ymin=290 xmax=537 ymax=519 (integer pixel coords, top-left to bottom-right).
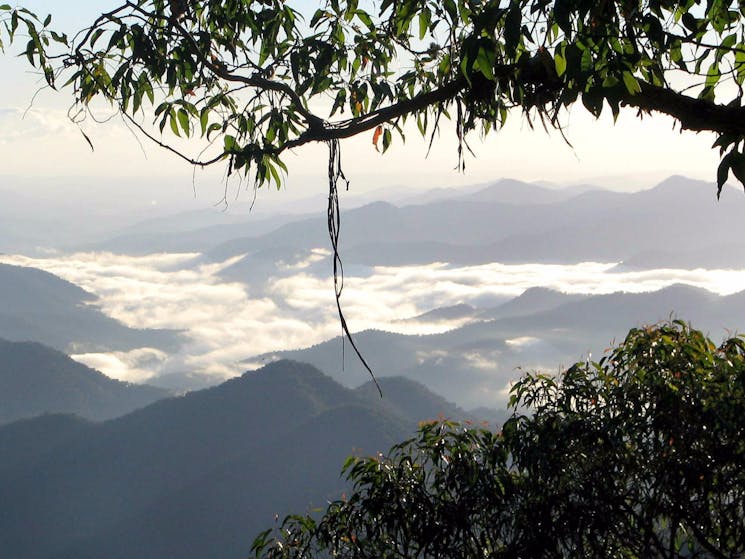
xmin=1 ymin=174 xmax=744 ymax=558
xmin=248 ymin=284 xmax=745 ymax=407
xmin=198 ymin=176 xmax=745 ymax=284
xmin=4 ymin=176 xmax=743 ymax=408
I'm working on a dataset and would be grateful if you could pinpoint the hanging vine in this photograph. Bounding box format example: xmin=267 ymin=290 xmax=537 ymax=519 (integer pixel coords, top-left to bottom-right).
xmin=327 ymin=139 xmax=381 ymax=395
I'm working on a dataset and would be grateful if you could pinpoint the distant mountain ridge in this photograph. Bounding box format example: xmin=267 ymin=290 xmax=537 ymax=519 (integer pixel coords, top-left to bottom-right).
xmin=85 ymin=178 xmax=576 ymax=256
xmin=614 ymin=242 xmax=745 ymax=271
xmin=198 ymin=176 xmax=745 ymax=285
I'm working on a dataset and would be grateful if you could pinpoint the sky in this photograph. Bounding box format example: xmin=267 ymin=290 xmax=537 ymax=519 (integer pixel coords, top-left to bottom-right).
xmin=0 ymin=0 xmax=724 ymax=203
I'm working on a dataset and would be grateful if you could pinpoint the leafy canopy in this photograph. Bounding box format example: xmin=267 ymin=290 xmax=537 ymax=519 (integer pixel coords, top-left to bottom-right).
xmin=251 ymin=321 xmax=745 ymax=559
xmin=4 ymin=0 xmax=745 ymax=195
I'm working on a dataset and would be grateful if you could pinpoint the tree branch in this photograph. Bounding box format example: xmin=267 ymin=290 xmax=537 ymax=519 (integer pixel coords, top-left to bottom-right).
xmin=283 ymin=77 xmax=469 ymax=149
xmin=622 ymin=81 xmax=745 ymax=136
xmin=167 ymin=17 xmax=324 ymax=130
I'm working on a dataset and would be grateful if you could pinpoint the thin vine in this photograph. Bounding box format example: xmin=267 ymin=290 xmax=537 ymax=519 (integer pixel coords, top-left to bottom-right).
xmin=327 ymin=139 xmax=381 ymax=396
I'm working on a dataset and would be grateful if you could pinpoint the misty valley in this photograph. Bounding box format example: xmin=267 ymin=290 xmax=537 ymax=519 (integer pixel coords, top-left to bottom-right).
xmin=2 ymin=175 xmax=745 ymax=558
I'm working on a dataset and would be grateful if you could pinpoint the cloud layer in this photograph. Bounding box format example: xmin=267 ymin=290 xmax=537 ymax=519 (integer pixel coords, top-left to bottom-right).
xmin=2 ymin=251 xmax=745 ymax=388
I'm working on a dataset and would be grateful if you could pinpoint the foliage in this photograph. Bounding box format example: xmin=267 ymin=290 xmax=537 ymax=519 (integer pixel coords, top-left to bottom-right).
xmin=11 ymin=4 xmax=745 ymax=253
xmin=5 ymin=0 xmax=745 ymax=195
xmin=251 ymin=321 xmax=745 ymax=558
xmin=0 ymin=5 xmax=65 ymax=85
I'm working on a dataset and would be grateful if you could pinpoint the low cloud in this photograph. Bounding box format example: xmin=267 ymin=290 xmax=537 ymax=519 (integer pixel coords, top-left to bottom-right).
xmin=0 ymin=107 xmax=78 ymax=143
xmin=505 ymin=336 xmax=541 ymax=349
xmin=277 ymin=248 xmax=331 ymax=271
xmin=72 ymin=348 xmax=168 ymax=384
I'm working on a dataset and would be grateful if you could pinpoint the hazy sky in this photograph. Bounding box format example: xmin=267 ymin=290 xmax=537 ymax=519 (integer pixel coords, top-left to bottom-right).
xmin=0 ymin=0 xmax=722 ymax=201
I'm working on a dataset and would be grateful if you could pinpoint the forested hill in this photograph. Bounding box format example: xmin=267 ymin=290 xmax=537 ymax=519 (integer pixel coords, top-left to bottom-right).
xmin=0 ymin=360 xmax=484 ymax=559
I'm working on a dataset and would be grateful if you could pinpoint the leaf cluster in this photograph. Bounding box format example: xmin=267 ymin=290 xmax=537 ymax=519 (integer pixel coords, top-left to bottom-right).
xmin=252 ymin=321 xmax=745 ymax=558
xmin=0 ymin=5 xmax=66 ymax=86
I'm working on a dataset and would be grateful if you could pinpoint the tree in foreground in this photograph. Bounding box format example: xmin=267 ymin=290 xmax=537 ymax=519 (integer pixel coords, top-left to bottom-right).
xmin=250 ymin=321 xmax=745 ymax=558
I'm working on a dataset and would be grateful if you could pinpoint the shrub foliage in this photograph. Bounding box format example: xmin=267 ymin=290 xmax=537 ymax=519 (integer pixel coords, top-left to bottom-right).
xmin=252 ymin=321 xmax=745 ymax=558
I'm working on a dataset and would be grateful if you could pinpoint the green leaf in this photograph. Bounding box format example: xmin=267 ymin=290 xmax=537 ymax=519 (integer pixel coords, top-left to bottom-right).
xmin=223 ymin=134 xmax=236 ymax=153
xmin=503 ymin=6 xmax=521 ymax=57
xmin=443 ymin=0 xmax=457 ymax=21
xmin=24 ymin=38 xmax=35 ymax=65
xmin=582 ymin=88 xmax=603 ymax=117
xmin=705 ymin=62 xmax=721 ymax=89
xmin=418 ymin=9 xmax=431 ymax=40
xmin=50 ymin=30 xmax=67 ymax=45
xmin=199 ymin=108 xmax=209 ymax=136
xmin=717 ymin=151 xmax=733 ymax=198
xmin=169 ymin=110 xmax=181 ymax=137
xmin=475 ymin=45 xmax=495 ymax=80
xmin=730 ymin=152 xmax=745 ymax=188
xmin=622 ymin=72 xmax=641 ymax=95
xmin=382 ymin=128 xmax=392 ymax=152
xmin=554 ymin=49 xmax=567 ymax=77
xmin=553 ymin=0 xmax=571 ymax=34
xmin=177 ymin=108 xmax=190 ymax=136
xmin=89 ymin=28 xmax=104 ymax=47
xmin=735 ymin=44 xmax=745 ymax=84
xmin=578 ymin=47 xmax=593 ymax=73
xmin=356 ymin=10 xmax=373 ymax=29
xmin=206 ymin=122 xmax=222 ymax=141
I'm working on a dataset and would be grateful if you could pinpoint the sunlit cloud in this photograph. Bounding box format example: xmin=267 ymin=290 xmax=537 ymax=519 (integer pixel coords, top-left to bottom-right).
xmin=0 ymin=107 xmax=77 ymax=143
xmin=415 ymin=349 xmax=449 ymax=366
xmin=72 ymin=348 xmax=169 ymax=383
xmin=505 ymin=336 xmax=541 ymax=349
xmin=461 ymin=351 xmax=501 ymax=371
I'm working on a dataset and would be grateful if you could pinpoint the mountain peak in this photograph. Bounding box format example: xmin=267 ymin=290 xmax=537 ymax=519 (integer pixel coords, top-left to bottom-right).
xmin=243 ymin=359 xmax=329 ymax=383
xmin=645 ymin=175 xmax=713 ymax=198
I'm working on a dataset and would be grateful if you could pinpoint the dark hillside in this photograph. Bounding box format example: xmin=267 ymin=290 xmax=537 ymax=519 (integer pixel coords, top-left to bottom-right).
xmin=0 ymin=360 xmax=464 ymax=559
